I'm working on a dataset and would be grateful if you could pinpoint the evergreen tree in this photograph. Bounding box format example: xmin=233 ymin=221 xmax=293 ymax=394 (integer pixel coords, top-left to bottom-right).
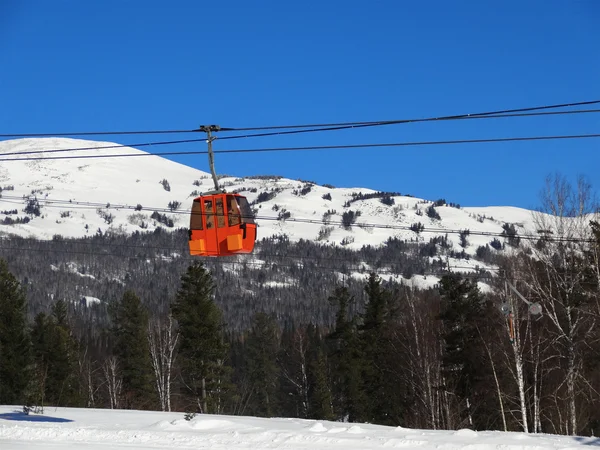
xmin=49 ymin=300 xmax=80 ymax=406
xmin=0 ymin=259 xmax=31 ymax=404
xmin=29 ymin=300 xmax=80 ymax=407
xmin=326 ymin=285 xmax=367 ymax=422
xmin=245 ymin=312 xmax=280 ymax=417
xmin=309 ymin=347 xmax=334 ymax=420
xmin=171 ymin=262 xmax=232 ymax=414
xmin=30 ymin=312 xmax=51 ymax=408
xmin=108 ymin=290 xmax=154 ymax=409
xmin=359 ymin=273 xmax=403 ymax=425
xmin=438 ymin=274 xmax=492 ymax=429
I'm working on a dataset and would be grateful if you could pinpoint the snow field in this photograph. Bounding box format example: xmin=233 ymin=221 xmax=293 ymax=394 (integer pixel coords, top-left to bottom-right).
xmin=1 ymin=405 xmax=597 ymax=450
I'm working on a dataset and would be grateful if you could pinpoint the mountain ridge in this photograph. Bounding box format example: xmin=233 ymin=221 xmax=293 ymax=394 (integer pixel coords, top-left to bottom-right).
xmin=0 ymin=137 xmax=560 ymax=321
xmin=0 ymin=137 xmax=552 ymax=288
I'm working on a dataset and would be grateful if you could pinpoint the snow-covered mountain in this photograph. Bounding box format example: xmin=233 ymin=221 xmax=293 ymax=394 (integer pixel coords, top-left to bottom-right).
xmin=0 ymin=138 xmax=538 ymax=262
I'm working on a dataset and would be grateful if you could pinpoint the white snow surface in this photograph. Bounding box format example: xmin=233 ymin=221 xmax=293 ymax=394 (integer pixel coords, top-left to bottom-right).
xmin=0 ymin=405 xmax=596 ymax=450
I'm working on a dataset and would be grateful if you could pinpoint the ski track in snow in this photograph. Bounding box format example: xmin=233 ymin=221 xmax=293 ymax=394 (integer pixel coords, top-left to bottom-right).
xmin=0 ymin=406 xmax=597 ymax=450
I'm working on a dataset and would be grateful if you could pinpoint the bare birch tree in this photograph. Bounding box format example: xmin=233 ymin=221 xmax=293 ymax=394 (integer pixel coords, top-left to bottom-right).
xmin=279 ymin=326 xmax=311 ymax=418
xmin=520 ymin=173 xmax=599 ymax=435
xmin=148 ymin=314 xmax=179 ymax=412
xmin=78 ymin=344 xmax=101 ymax=408
xmin=395 ymin=288 xmax=444 ymax=429
xmin=102 ymin=356 xmax=122 ymax=409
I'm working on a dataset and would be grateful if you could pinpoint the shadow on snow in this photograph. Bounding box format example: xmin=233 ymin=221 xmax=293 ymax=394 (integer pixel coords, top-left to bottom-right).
xmin=0 ymin=410 xmax=74 ymax=423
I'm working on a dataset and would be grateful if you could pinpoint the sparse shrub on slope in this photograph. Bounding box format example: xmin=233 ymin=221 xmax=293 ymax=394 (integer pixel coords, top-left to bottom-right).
xmin=246 ymin=175 xmax=283 ymax=180
xmin=253 ymin=189 xmax=282 ymax=204
xmin=292 ymin=183 xmax=313 ymax=196
xmin=502 ymin=223 xmax=520 ymax=247
xmin=3 ymin=216 xmax=30 ymax=225
xmin=24 ymin=197 xmax=41 ymax=217
xmin=380 ymin=194 xmax=395 ymax=206
xmin=475 ymin=244 xmax=493 ymax=263
xmin=317 ymin=226 xmax=334 ymax=241
xmin=341 ymin=210 xmax=361 ymax=229
xmin=343 ymin=191 xmax=403 ymax=207
xmin=277 ymin=209 xmax=291 ymax=221
xmin=410 ymin=222 xmax=424 ymax=233
xmin=128 ymin=213 xmax=149 ymax=229
xmin=151 ymin=211 xmax=174 ymax=227
xmin=426 ymin=205 xmax=441 ymax=220
xmin=96 ymin=208 xmax=114 ymax=224
xmin=490 ymin=238 xmax=502 ymax=250
xmin=322 ymin=209 xmax=336 ymax=224
xmin=459 ymin=229 xmax=470 ymax=248
xmin=168 ymin=200 xmax=181 ymax=211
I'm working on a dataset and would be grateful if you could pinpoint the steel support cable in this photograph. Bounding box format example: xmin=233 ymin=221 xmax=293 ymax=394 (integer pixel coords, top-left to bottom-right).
xmin=2 ymin=98 xmax=599 ymax=138
xmin=215 ymin=109 xmax=600 ymax=141
xmin=0 ymin=132 xmax=600 ymax=161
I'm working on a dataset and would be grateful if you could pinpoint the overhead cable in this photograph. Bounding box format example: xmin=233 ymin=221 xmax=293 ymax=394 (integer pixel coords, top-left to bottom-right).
xmin=1 ymin=98 xmax=599 ymax=138
xmin=0 ymin=132 xmax=599 ymax=161
xmin=216 ymin=109 xmax=600 ymax=141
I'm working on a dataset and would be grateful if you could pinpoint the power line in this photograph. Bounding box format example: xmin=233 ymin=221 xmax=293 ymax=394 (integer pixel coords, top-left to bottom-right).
xmin=1 ymin=194 xmax=596 ymax=244
xmin=0 ymin=137 xmax=208 ymax=157
xmin=1 ymin=132 xmax=599 ymax=162
xmin=222 ymin=99 xmax=600 ymax=131
xmin=0 ymin=129 xmax=202 ymax=138
xmin=216 ymin=109 xmax=600 ymax=141
xmin=2 ymin=98 xmax=598 ymax=138
xmin=4 ymin=109 xmax=600 ymax=158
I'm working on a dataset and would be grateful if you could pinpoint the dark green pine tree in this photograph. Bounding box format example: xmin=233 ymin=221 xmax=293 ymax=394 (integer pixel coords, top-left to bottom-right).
xmin=171 ymin=262 xmax=232 ymax=414
xmin=308 ymin=346 xmax=334 ymax=421
xmin=0 ymin=259 xmax=32 ymax=404
xmin=30 ymin=312 xmax=51 ymax=408
xmin=48 ymin=300 xmax=80 ymax=406
xmin=29 ymin=300 xmax=80 ymax=407
xmin=326 ymin=285 xmax=367 ymax=423
xmin=108 ymin=290 xmax=154 ymax=409
xmin=438 ymin=274 xmax=491 ymax=429
xmin=245 ymin=312 xmax=281 ymax=417
xmin=359 ymin=273 xmax=402 ymax=426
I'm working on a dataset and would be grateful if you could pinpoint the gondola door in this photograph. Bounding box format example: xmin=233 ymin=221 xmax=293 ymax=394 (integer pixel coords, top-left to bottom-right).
xmin=213 ymin=196 xmax=227 ymax=255
xmin=203 ymin=197 xmax=218 ymax=256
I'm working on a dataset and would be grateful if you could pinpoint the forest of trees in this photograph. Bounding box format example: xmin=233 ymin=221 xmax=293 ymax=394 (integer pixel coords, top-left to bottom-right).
xmin=0 ymin=174 xmax=599 ymax=437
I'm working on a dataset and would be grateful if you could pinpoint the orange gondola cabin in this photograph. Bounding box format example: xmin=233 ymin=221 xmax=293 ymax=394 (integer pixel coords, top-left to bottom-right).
xmin=188 ymin=192 xmax=257 ymax=257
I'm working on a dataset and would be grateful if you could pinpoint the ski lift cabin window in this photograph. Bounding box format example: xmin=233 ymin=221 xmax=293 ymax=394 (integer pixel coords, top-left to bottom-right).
xmin=188 ymin=193 xmax=256 ymax=257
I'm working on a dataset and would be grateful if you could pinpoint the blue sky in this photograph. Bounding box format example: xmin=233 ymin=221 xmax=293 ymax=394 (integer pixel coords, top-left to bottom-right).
xmin=1 ymin=0 xmax=599 ymax=209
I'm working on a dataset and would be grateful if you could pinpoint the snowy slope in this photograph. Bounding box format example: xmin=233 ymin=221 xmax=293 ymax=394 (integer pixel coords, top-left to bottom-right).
xmin=0 ymin=405 xmax=596 ymax=450
xmin=0 ymin=137 xmax=543 ymax=255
